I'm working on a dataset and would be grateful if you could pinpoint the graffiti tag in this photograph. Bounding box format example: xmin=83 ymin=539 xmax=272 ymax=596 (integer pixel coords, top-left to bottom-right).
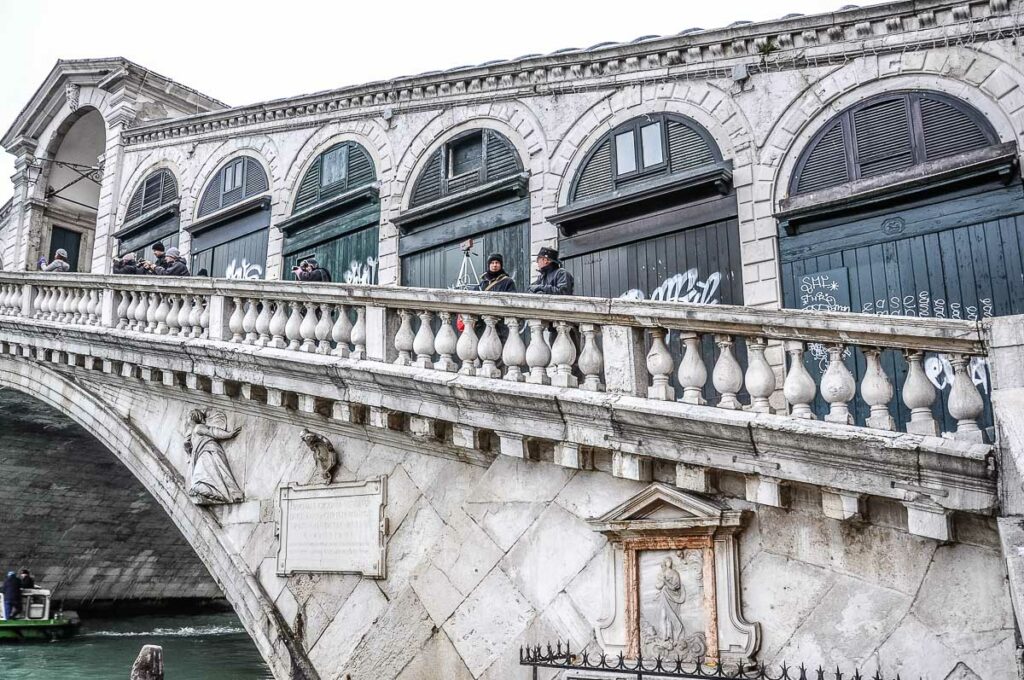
xmin=619 ymin=268 xmax=721 ymax=305
xmin=225 ymin=259 xmax=263 ymax=280
xmin=343 ymin=256 xmax=378 ymax=285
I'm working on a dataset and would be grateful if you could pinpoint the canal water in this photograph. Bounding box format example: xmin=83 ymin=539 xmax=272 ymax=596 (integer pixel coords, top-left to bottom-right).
xmin=0 ymin=612 xmax=273 ymax=679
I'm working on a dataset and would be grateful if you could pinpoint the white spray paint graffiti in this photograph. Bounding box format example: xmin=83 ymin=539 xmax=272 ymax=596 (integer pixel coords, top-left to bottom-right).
xmin=343 ymin=256 xmax=378 ymax=285
xmin=619 ymin=268 xmax=721 ymax=305
xmin=224 ymin=259 xmax=263 ymax=280
xmin=925 ymin=354 xmax=990 ymax=394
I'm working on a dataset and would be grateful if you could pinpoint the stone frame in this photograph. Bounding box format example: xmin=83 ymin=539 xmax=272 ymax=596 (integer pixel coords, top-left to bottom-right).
xmin=589 ymin=482 xmax=759 ymax=664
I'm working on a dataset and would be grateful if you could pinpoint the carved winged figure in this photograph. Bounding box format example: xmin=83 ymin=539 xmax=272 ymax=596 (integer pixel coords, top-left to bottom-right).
xmin=300 ymin=428 xmax=338 ymax=483
xmin=183 ymin=408 xmax=243 ymax=505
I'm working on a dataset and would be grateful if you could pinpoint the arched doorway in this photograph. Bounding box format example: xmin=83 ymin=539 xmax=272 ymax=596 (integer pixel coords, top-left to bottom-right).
xmin=37 ymin=108 xmax=106 ymax=272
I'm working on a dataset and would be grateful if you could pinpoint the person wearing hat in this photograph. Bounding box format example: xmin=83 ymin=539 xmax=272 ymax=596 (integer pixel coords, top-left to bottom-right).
xmin=528 ymin=247 xmax=574 ymax=296
xmin=112 ymin=251 xmax=145 ymax=275
xmin=480 ymin=253 xmax=516 ymax=293
xmin=144 ymin=246 xmax=190 ymax=276
xmin=293 ymin=257 xmax=331 ymax=282
xmin=2 ymin=570 xmax=21 ymax=620
xmin=39 ymin=248 xmax=71 ymax=273
xmin=151 ymin=242 xmax=168 ymax=269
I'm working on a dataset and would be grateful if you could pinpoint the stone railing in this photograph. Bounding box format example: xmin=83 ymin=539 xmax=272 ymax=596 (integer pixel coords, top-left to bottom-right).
xmin=0 ymin=273 xmax=989 ymax=442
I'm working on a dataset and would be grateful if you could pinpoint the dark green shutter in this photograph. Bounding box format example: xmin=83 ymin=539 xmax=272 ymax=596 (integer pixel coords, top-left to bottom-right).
xmin=484 ymin=131 xmax=520 ymax=181
xmin=667 ymin=121 xmax=715 ymax=172
xmin=292 ymin=143 xmax=377 ymax=215
xmin=243 ymin=158 xmax=269 ymax=196
xmin=348 ymin=146 xmax=375 ymax=187
xmin=795 ymin=123 xmax=850 ymax=194
xmin=125 ymin=169 xmax=178 ymax=222
xmin=410 ymin=149 xmax=444 ymax=207
xmin=573 ymin=140 xmax=613 ymax=201
xmin=853 ymin=98 xmax=913 ymax=178
xmin=294 ymin=157 xmax=322 ymax=212
xmin=920 ymin=96 xmax=992 ymax=161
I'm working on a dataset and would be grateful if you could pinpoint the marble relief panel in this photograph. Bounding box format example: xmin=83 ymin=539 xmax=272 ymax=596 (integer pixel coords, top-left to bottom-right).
xmin=638 ymin=549 xmax=707 ymax=660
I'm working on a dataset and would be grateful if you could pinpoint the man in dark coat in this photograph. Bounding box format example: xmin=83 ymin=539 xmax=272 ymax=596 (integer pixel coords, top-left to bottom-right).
xmin=480 ymin=253 xmax=516 ymax=292
xmin=3 ymin=571 xmax=21 ymax=620
xmin=146 ymin=247 xmax=190 ymax=276
xmin=18 ymin=570 xmax=34 ymax=590
xmin=151 ymin=242 xmax=168 ymax=269
xmin=112 ymin=252 xmax=145 ymax=275
xmin=295 ymin=258 xmax=331 ymax=282
xmin=529 ymin=247 xmax=574 ymax=295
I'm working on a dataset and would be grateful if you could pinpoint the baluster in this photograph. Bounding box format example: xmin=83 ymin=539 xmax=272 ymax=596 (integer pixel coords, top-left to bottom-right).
xmin=228 ymin=297 xmax=245 ymax=342
xmin=578 ymin=323 xmax=603 ymax=391
xmin=551 ymin=321 xmax=578 ymax=388
xmin=59 ymin=288 xmax=71 ymax=322
xmin=253 ymin=299 xmax=272 ymax=347
xmin=433 ymin=312 xmax=458 ymax=371
xmin=39 ymin=287 xmax=52 ymax=319
xmin=948 ymin=354 xmax=985 ymax=442
xmin=329 ymin=304 xmax=351 ymax=356
xmin=861 ymin=348 xmax=894 ymax=430
xmin=502 ymin=317 xmax=526 ymax=382
xmin=285 ymin=302 xmax=304 ymax=351
xmin=12 ymin=286 xmax=22 ymax=317
xmin=33 ymin=287 xmax=47 ymax=319
xmin=87 ymin=289 xmax=100 ymax=325
xmin=70 ymin=289 xmax=82 ymax=322
xmin=146 ymin=292 xmax=159 ymax=332
xmin=745 ymin=337 xmax=776 ymax=414
xmin=165 ymin=295 xmax=181 ymax=336
xmin=456 ymin=314 xmax=479 ymax=376
xmin=677 ymin=332 xmax=707 ymax=405
xmin=0 ymin=285 xmax=9 ymax=314
xmin=393 ymin=310 xmax=415 ymax=366
xmin=243 ymin=299 xmax=259 ymax=344
xmin=76 ymin=288 xmax=90 ymax=323
xmin=525 ymin=319 xmax=551 ymax=385
xmin=197 ymin=297 xmax=210 ymax=338
xmin=176 ymin=294 xmax=193 ymax=337
xmin=122 ymin=291 xmax=138 ymax=329
xmin=269 ymin=301 xmax=288 ymax=349
xmin=299 ymin=302 xmax=318 ymax=352
xmin=155 ymin=293 xmax=171 ymax=334
xmin=783 ymin=341 xmax=816 ymax=419
xmin=411 ymin=311 xmax=435 ymax=368
xmin=477 ymin=315 xmax=503 ymax=379
xmin=315 ymin=304 xmax=332 ymax=354
xmin=713 ymin=335 xmax=743 ymax=409
xmin=52 ymin=288 xmax=65 ymax=321
xmin=646 ymin=328 xmax=674 ymax=400
xmin=350 ymin=306 xmax=367 ymax=360
xmin=134 ymin=291 xmax=149 ymax=331
xmin=820 ymin=344 xmax=856 ymax=424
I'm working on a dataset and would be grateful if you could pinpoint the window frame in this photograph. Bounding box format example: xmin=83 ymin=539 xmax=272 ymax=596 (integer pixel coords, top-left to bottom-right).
xmin=445 ymin=130 xmax=486 ymax=182
xmin=611 ymin=117 xmax=669 ymax=180
xmin=320 ymin=145 xmax=349 ymax=188
xmin=222 ymin=159 xmax=244 ymax=195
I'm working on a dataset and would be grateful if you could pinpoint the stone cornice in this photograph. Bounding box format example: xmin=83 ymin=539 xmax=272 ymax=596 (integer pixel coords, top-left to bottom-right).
xmin=121 ymin=0 xmax=1018 ymax=147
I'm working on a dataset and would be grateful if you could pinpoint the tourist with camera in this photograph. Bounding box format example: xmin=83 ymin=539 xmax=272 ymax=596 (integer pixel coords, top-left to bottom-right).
xmin=142 ymin=246 xmax=189 ymax=276
xmin=292 ymin=258 xmax=331 ymax=282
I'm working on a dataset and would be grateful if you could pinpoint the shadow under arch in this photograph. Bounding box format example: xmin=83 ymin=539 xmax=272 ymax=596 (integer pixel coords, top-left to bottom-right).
xmin=0 ymin=355 xmax=315 ymax=680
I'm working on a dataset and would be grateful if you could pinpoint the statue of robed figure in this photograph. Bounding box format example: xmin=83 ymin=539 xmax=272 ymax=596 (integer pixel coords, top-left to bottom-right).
xmin=183 ymin=408 xmax=244 ymax=505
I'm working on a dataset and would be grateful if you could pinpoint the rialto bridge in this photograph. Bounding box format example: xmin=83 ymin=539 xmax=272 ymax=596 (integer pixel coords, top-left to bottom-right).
xmin=0 ymin=272 xmax=1020 ymax=679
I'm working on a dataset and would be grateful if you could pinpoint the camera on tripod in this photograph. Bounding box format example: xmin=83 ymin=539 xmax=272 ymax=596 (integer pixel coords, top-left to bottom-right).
xmin=453 ymin=238 xmax=481 ymax=290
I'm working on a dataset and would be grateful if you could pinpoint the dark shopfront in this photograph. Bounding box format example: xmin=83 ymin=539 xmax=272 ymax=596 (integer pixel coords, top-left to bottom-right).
xmin=113 ymin=168 xmax=180 ymax=263
xmin=777 ymin=91 xmax=1021 ymax=432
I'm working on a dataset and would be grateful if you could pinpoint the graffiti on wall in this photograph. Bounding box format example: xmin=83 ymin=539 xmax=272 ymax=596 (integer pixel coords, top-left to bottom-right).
xmin=343 ymin=256 xmax=378 ymax=285
xmin=619 ymin=268 xmax=722 ymax=305
xmin=225 ymin=259 xmax=263 ymax=280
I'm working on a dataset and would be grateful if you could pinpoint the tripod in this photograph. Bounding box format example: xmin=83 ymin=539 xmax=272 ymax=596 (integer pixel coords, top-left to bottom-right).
xmin=453 ymin=248 xmax=481 ymax=291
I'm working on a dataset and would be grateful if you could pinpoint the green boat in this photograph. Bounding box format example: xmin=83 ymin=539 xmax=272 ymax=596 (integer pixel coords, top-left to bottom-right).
xmin=0 ymin=589 xmax=80 ymax=641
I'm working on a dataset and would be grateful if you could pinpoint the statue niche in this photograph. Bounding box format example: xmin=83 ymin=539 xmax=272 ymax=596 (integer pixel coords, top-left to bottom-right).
xmin=183 ymin=408 xmax=244 ymax=505
xmin=300 ymin=428 xmax=338 ymax=484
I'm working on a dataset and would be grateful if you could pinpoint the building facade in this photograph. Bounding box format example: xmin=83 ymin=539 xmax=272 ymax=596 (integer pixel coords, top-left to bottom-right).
xmin=2 ymin=1 xmax=1024 ymax=678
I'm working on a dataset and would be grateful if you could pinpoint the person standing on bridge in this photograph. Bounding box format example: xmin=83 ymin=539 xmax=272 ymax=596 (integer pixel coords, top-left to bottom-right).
xmin=528 ymin=247 xmax=574 ymax=296
xmin=480 ymin=253 xmax=516 ymax=293
xmin=112 ymin=252 xmax=145 ymax=275
xmin=38 ymin=249 xmax=71 ymax=273
xmin=144 ymin=247 xmax=190 ymax=276
xmin=293 ymin=258 xmax=331 ymax=282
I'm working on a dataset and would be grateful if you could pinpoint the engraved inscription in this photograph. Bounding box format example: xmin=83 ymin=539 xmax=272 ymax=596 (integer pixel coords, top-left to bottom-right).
xmin=277 ymin=476 xmax=387 ymax=578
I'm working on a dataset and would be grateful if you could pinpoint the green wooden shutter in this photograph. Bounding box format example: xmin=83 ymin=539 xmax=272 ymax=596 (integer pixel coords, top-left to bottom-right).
xmin=796 ymin=122 xmax=850 ymax=194
xmin=667 ymin=121 xmax=715 ymax=172
xmin=243 ymin=158 xmax=269 ymax=197
xmin=573 ymin=140 xmax=613 ymax=201
xmin=920 ymin=95 xmax=993 ymax=161
xmin=410 ymin=149 xmax=444 ymax=206
xmin=294 ymin=157 xmax=322 ymax=212
xmin=484 ymin=130 xmax=520 ymax=181
xmin=853 ymin=97 xmax=914 ymax=179
xmin=126 ymin=169 xmax=177 ymax=222
xmin=197 ymin=178 xmax=222 ymax=217
xmin=348 ymin=146 xmax=375 ymax=187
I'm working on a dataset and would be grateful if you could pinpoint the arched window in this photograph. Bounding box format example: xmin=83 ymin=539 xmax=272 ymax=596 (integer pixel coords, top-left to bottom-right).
xmin=114 ymin=168 xmax=181 ymax=260
xmin=125 ymin=169 xmax=177 ymax=222
xmin=409 ymin=130 xmax=522 ymax=207
xmin=398 ymin=129 xmax=528 ymax=290
xmin=790 ymin=91 xmax=998 ymax=195
xmin=278 ymin=142 xmax=380 ymax=283
xmin=569 ymin=114 xmax=722 ymax=204
xmin=197 ymin=156 xmax=269 ymax=218
xmin=189 ymin=156 xmax=272 ymax=279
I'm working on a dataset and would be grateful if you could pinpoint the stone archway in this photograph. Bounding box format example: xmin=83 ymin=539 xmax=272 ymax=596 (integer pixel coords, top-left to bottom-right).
xmin=0 ymin=354 xmax=314 ymax=680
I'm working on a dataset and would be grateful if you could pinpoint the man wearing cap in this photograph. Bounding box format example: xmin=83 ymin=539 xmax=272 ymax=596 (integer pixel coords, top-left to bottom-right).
xmin=294 ymin=258 xmax=331 ymax=282
xmin=39 ymin=248 xmax=71 ymax=273
xmin=480 ymin=253 xmax=516 ymax=293
xmin=151 ymin=242 xmax=168 ymax=269
xmin=144 ymin=246 xmax=190 ymax=276
xmin=112 ymin=252 xmax=145 ymax=275
xmin=528 ymin=247 xmax=574 ymax=296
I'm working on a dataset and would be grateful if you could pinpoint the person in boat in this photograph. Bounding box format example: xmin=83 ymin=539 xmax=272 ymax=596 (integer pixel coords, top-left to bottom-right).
xmin=18 ymin=569 xmax=34 ymax=589
xmin=3 ymin=571 xmax=21 ymax=619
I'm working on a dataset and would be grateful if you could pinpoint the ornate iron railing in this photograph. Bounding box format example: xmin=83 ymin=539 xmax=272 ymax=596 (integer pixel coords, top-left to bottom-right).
xmin=519 ymin=642 xmax=911 ymax=680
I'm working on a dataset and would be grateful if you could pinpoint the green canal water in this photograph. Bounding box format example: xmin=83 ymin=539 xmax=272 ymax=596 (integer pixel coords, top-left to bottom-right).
xmin=0 ymin=612 xmax=273 ymax=679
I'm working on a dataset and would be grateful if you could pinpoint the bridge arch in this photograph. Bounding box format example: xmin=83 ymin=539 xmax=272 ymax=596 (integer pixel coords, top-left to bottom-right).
xmin=0 ymin=354 xmax=310 ymax=680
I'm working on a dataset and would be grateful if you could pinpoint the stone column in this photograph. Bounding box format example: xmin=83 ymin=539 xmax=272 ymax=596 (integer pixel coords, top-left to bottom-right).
xmin=4 ymin=140 xmax=40 ymax=271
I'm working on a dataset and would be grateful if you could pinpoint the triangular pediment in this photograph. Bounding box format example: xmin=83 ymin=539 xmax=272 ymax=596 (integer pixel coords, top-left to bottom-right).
xmin=588 ymin=482 xmax=743 ymax=537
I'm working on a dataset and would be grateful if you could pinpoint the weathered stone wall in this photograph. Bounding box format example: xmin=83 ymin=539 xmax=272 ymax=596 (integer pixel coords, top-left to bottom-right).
xmin=0 ymin=388 xmax=221 ymax=607
xmin=70 ymin=371 xmax=1014 ymax=679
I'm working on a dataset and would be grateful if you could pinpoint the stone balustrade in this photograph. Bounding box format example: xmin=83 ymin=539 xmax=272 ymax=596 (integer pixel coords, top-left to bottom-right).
xmin=0 ymin=273 xmax=989 ymax=443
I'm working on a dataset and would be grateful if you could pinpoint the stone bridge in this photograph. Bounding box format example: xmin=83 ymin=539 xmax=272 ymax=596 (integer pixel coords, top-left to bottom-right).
xmin=0 ymin=271 xmax=1020 ymax=680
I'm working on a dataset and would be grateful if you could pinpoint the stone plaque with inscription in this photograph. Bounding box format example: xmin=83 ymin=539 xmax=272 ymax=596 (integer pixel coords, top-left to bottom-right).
xmin=277 ymin=476 xmax=387 ymax=578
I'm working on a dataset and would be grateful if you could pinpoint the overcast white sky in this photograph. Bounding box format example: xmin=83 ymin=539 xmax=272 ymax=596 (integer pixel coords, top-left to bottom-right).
xmin=0 ymin=0 xmax=887 ymax=203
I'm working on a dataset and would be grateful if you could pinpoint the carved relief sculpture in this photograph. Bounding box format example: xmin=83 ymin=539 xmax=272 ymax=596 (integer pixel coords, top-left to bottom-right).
xmin=64 ymin=82 xmax=80 ymax=112
xmin=300 ymin=428 xmax=338 ymax=483
xmin=183 ymin=408 xmax=244 ymax=505
xmin=589 ymin=483 xmax=760 ymax=665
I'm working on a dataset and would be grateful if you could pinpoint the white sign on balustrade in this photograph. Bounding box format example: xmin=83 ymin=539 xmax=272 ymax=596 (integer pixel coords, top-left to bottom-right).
xmin=276 ymin=476 xmax=388 ymax=578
